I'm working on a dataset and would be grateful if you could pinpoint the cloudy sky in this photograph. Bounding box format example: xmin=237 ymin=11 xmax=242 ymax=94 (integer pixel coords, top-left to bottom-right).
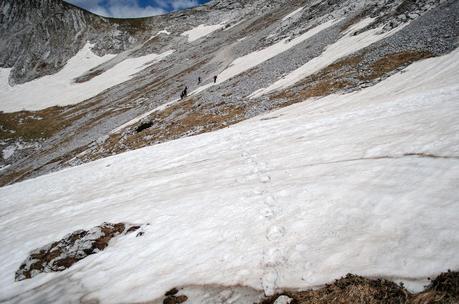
xmin=64 ymin=0 xmax=210 ymax=18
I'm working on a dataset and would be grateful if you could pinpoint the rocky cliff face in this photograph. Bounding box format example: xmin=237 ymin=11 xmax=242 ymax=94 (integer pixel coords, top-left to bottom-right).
xmin=0 ymin=0 xmax=151 ymax=85
xmin=0 ymin=0 xmax=457 ymax=186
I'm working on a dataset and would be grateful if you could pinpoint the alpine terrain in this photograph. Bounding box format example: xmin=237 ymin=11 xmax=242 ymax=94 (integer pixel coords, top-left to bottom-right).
xmin=0 ymin=0 xmax=458 ymax=303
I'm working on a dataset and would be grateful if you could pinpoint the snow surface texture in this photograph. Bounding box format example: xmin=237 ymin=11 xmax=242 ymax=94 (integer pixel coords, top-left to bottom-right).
xmin=192 ymin=19 xmax=338 ymax=95
xmin=0 ymin=44 xmax=174 ymax=113
xmin=250 ymin=17 xmax=406 ymax=98
xmin=1 ymin=50 xmax=459 ymax=303
xmin=181 ymin=22 xmax=226 ymax=42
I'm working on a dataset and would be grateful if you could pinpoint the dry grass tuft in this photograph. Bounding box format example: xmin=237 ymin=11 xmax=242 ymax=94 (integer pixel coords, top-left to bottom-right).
xmin=261 ymin=271 xmax=459 ymax=304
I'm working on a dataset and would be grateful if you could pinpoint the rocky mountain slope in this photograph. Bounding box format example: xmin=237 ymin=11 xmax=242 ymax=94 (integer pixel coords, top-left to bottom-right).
xmin=0 ymin=0 xmax=457 ymax=186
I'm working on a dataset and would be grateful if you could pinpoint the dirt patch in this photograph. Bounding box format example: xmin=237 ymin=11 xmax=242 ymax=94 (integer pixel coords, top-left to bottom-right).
xmin=15 ymin=222 xmax=141 ymax=281
xmin=261 ymin=271 xmax=459 ymax=304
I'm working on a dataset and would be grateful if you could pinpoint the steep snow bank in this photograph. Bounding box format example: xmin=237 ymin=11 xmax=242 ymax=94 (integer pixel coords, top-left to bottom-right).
xmin=0 ymin=44 xmax=174 ymax=113
xmin=0 ymin=49 xmax=458 ymax=303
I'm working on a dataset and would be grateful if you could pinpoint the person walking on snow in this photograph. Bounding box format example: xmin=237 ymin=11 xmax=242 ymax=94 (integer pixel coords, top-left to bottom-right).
xmin=213 ymin=75 xmax=218 ymax=83
xmin=198 ymin=76 xmax=201 ymax=85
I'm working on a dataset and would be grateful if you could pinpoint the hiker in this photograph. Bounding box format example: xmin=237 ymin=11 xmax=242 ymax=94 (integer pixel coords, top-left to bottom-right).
xmin=213 ymin=75 xmax=218 ymax=83
xmin=180 ymin=86 xmax=188 ymax=100
xmin=198 ymin=76 xmax=201 ymax=84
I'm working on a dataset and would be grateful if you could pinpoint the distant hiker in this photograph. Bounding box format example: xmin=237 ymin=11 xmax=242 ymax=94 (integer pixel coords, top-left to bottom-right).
xmin=213 ymin=75 xmax=218 ymax=83
xmin=198 ymin=76 xmax=201 ymax=84
xmin=180 ymin=86 xmax=188 ymax=100
xmin=180 ymin=87 xmax=188 ymax=99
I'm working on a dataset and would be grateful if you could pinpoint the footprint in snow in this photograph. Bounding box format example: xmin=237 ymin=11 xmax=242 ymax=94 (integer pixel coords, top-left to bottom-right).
xmin=260 ymin=175 xmax=271 ymax=183
xmin=260 ymin=208 xmax=275 ymax=219
xmin=266 ymin=225 xmax=286 ymax=241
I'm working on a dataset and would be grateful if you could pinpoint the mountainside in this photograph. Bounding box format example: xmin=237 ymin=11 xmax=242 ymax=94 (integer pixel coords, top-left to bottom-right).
xmin=0 ymin=0 xmax=457 ymax=185
xmin=0 ymin=0 xmax=458 ymax=303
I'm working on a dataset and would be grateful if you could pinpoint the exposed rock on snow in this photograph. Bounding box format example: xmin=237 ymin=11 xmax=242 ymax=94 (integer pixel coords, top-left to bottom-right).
xmin=15 ymin=222 xmax=140 ymax=281
xmin=272 ymin=295 xmax=293 ymax=304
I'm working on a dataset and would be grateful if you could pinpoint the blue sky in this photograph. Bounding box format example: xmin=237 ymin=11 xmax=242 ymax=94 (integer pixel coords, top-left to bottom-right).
xmin=64 ymin=0 xmax=210 ymax=18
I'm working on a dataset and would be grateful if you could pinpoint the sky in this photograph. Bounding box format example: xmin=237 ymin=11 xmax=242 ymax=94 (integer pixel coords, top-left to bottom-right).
xmin=64 ymin=0 xmax=210 ymax=18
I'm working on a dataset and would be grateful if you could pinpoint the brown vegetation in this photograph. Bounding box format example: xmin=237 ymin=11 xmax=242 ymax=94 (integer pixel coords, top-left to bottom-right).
xmin=261 ymin=271 xmax=459 ymax=304
xmin=362 ymin=51 xmax=432 ymax=80
xmin=0 ymin=98 xmax=103 ymax=141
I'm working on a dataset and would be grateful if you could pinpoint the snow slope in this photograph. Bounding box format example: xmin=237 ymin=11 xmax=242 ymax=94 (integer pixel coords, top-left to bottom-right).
xmin=181 ymin=23 xmax=226 ymax=42
xmin=250 ymin=18 xmax=406 ymax=98
xmin=0 ymin=44 xmax=174 ymax=113
xmin=0 ymin=49 xmax=458 ymax=303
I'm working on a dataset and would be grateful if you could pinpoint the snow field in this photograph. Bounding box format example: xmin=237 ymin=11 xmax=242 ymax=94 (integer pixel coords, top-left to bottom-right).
xmin=0 ymin=49 xmax=458 ymax=303
xmin=0 ymin=44 xmax=174 ymax=113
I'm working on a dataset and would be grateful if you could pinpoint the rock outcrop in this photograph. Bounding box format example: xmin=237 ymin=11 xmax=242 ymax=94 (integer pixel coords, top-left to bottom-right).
xmin=15 ymin=222 xmax=141 ymax=281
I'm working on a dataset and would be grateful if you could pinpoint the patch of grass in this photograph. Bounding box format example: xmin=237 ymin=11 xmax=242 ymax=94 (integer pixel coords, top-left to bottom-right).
xmin=0 ymin=107 xmax=72 ymax=141
xmin=361 ymin=51 xmax=432 ymax=80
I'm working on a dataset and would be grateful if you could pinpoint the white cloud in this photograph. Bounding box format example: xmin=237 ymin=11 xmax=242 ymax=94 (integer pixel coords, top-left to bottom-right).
xmin=64 ymin=0 xmax=205 ymax=18
xmin=170 ymin=0 xmax=200 ymax=10
xmin=106 ymin=0 xmax=167 ymax=18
